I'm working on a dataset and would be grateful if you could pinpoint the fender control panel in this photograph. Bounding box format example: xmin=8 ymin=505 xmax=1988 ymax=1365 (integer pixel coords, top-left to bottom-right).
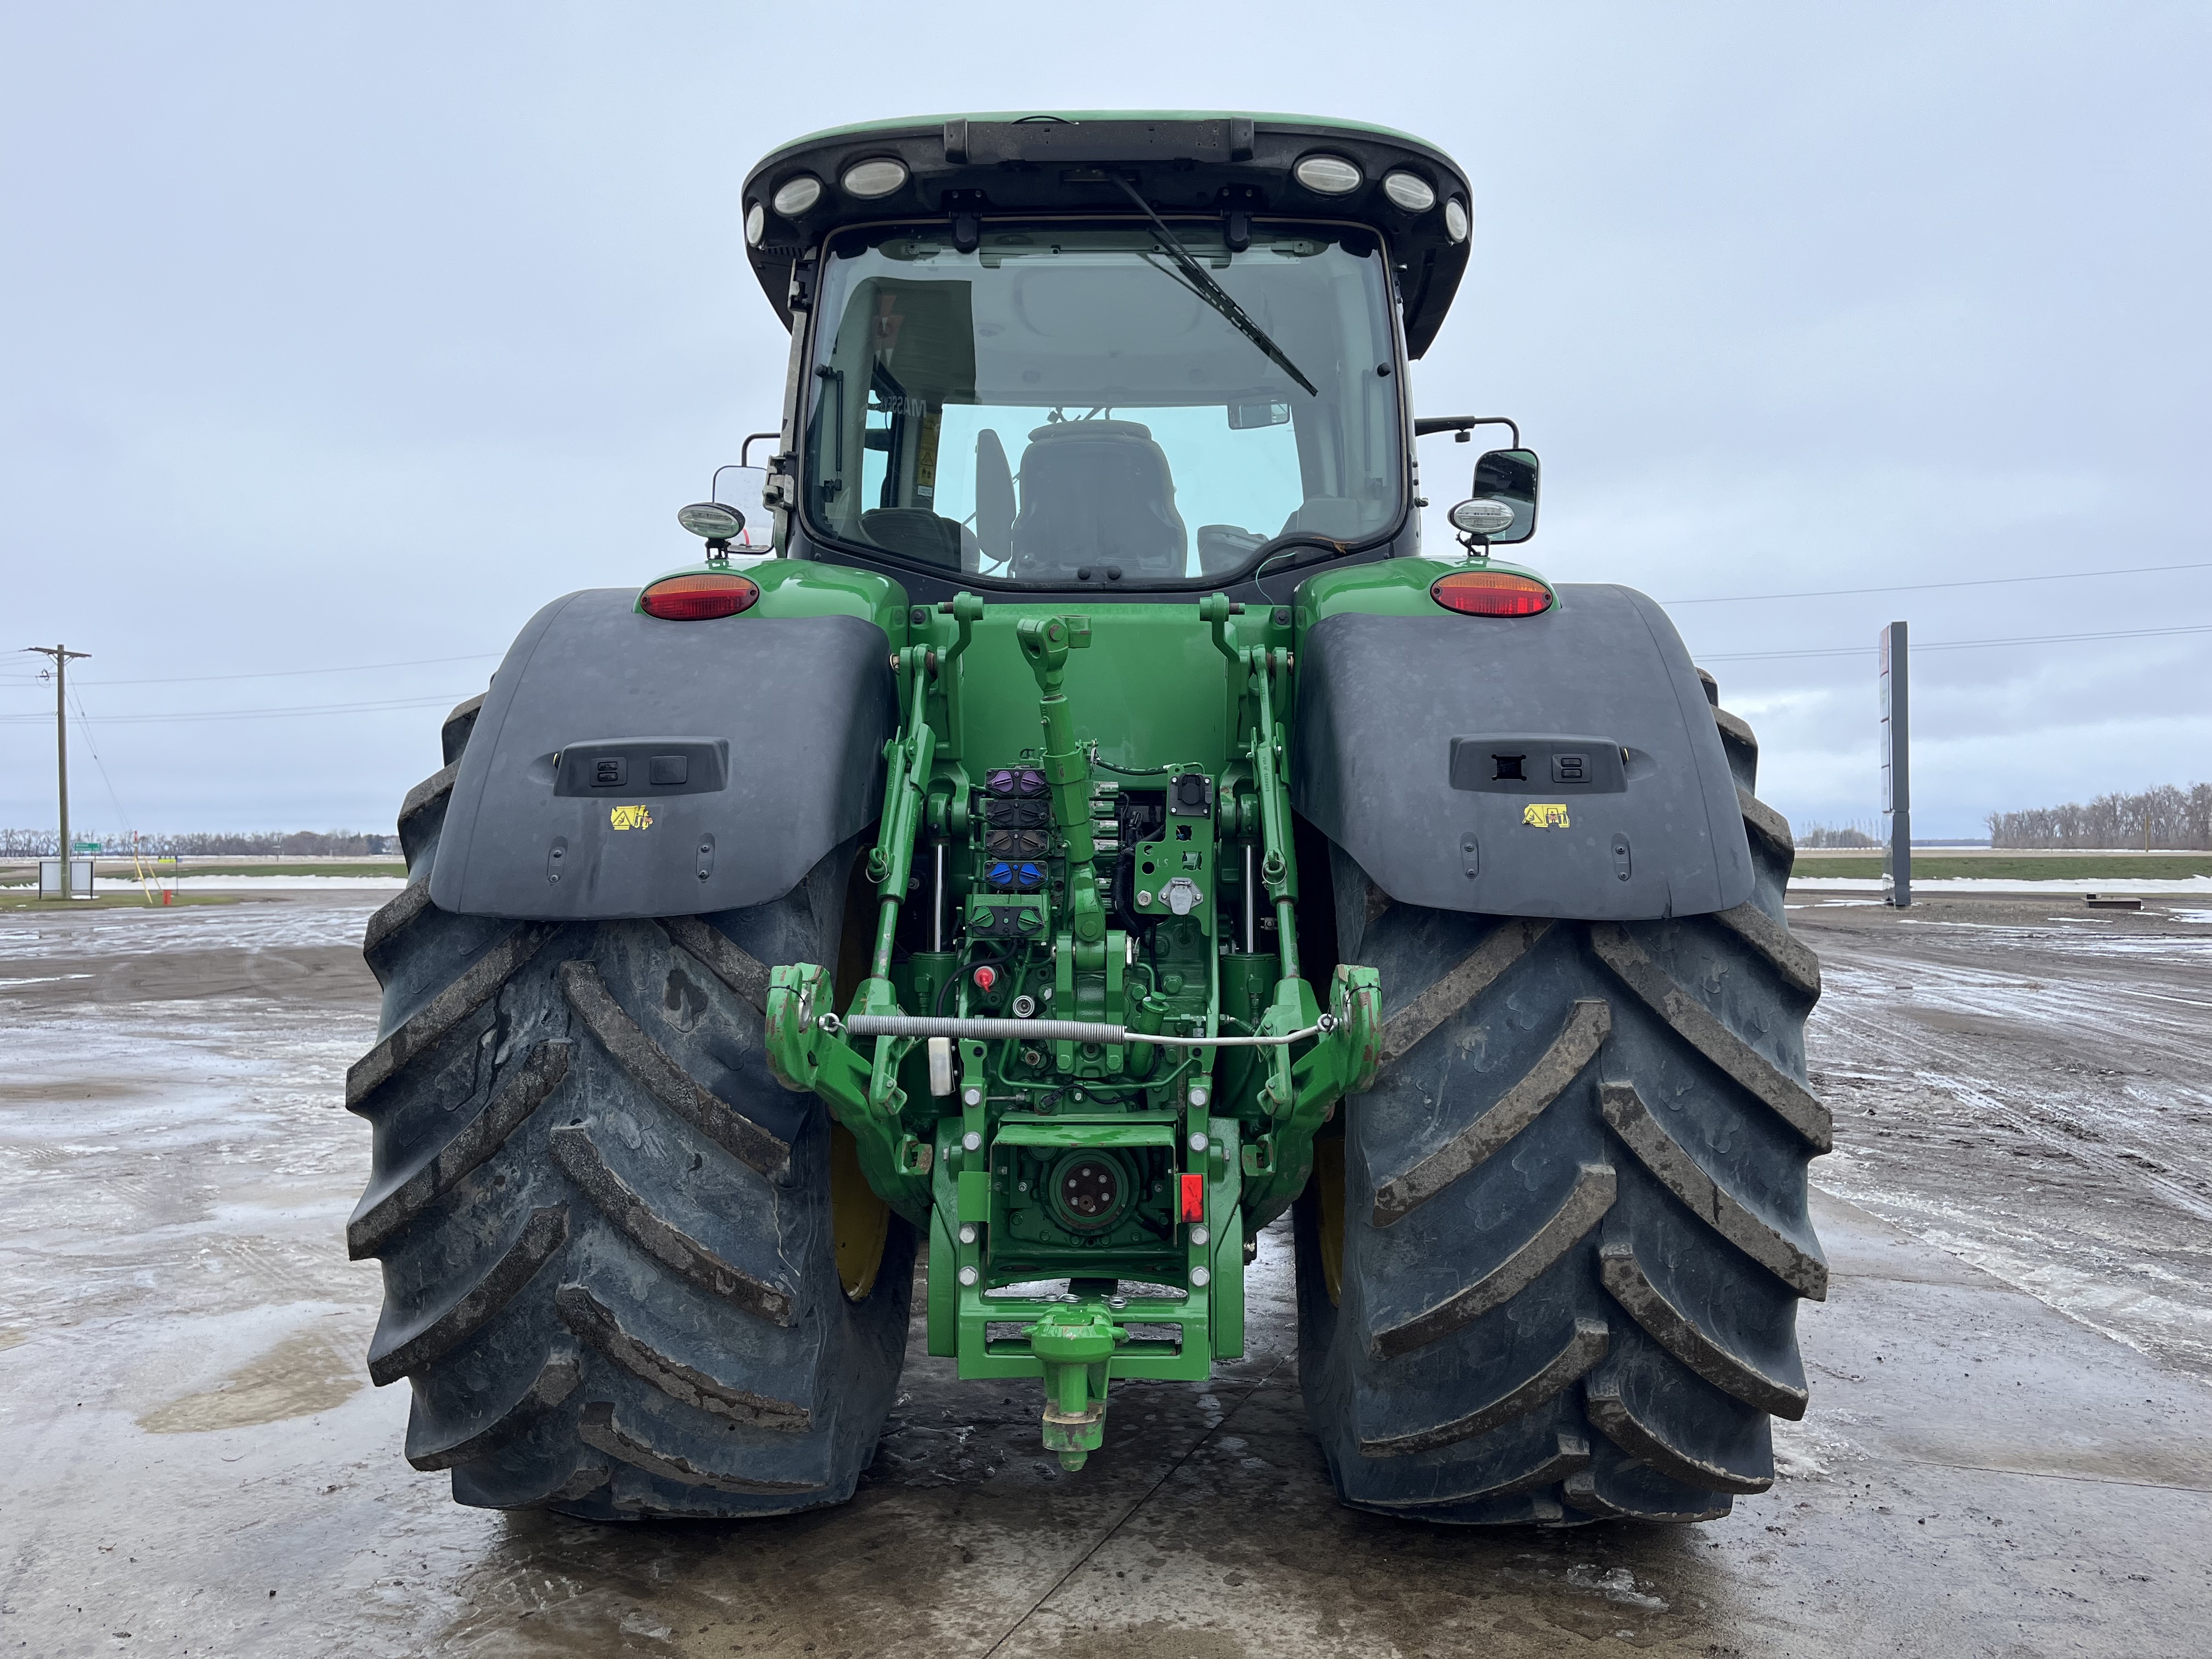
xmin=554 ymin=738 xmax=730 ymax=797
xmin=1449 ymin=734 xmax=1630 ymax=795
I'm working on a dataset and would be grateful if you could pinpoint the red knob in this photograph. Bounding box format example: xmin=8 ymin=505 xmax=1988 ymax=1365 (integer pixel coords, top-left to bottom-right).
xmin=973 ymin=964 xmax=997 ymax=993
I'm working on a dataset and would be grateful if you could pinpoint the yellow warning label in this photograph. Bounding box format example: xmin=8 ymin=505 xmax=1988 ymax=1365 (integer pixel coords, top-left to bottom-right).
xmin=1522 ymin=803 xmax=1571 ymax=830
xmin=610 ymin=804 xmax=655 ymax=831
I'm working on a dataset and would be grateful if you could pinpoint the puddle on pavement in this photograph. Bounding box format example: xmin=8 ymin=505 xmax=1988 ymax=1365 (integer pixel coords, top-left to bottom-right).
xmin=0 ymin=1076 xmax=158 ymax=1105
xmin=1042 ymin=1626 xmax=1252 ymax=1659
xmin=137 ymin=1327 xmax=362 ymax=1433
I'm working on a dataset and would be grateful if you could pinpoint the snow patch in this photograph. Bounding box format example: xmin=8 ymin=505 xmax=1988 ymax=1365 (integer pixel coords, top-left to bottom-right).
xmin=1565 ymin=1565 xmax=1668 ymax=1611
xmin=1772 ymin=1416 xmax=1865 ymax=1480
xmin=91 ymin=874 xmax=407 ymax=892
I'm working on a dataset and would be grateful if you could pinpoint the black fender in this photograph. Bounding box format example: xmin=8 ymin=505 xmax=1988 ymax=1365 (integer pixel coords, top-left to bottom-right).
xmin=429 ymin=588 xmax=895 ymax=920
xmin=1290 ymin=585 xmax=1753 ymax=919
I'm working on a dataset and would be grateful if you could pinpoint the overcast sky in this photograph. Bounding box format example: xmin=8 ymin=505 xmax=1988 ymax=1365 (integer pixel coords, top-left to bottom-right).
xmin=3 ymin=2 xmax=2207 ymax=842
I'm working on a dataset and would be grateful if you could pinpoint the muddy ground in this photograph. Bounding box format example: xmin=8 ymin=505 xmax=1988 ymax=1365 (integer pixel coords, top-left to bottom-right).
xmin=2 ymin=893 xmax=2208 ymax=1657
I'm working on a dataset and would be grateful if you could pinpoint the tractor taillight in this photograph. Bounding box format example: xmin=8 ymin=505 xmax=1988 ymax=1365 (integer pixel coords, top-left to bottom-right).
xmin=1430 ymin=570 xmax=1553 ymax=617
xmin=640 ymin=573 xmax=760 ymax=620
xmin=1180 ymin=1173 xmax=1206 ymax=1222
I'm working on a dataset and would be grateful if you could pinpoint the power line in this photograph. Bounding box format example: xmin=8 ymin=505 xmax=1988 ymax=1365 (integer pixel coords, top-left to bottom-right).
xmin=0 ymin=692 xmax=474 ymax=726
xmin=1660 ymin=558 xmax=2212 ymax=607
xmin=67 ymin=679 xmax=137 ymax=841
xmin=67 ymin=652 xmax=502 ymax=688
xmin=1698 ymin=622 xmax=2212 ymax=663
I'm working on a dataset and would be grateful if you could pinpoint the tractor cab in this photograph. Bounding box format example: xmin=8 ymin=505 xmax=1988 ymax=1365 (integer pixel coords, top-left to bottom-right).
xmin=738 ymin=115 xmax=1477 ymax=596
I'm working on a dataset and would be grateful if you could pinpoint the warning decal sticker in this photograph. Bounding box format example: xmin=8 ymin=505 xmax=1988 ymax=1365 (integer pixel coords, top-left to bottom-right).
xmin=610 ymin=805 xmax=655 ymax=830
xmin=1521 ymin=803 xmax=1571 ymax=830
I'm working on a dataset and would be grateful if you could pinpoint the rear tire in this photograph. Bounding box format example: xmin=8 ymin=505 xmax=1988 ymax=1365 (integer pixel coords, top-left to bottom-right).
xmin=347 ymin=696 xmax=912 ymax=1518
xmin=1295 ymin=685 xmax=1826 ymax=1524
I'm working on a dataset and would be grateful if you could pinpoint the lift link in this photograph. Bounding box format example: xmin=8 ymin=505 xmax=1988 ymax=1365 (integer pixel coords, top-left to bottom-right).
xmin=764 ymin=962 xmax=933 ymax=1222
xmin=1242 ymin=963 xmax=1382 ymax=1221
xmin=865 ymin=719 xmax=935 ymax=977
xmin=1016 ymin=614 xmax=1107 ymax=946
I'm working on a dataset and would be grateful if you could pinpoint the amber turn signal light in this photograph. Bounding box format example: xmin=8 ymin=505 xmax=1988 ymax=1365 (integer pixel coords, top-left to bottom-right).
xmin=1430 ymin=569 xmax=1553 ymax=617
xmin=640 ymin=572 xmax=760 ymax=620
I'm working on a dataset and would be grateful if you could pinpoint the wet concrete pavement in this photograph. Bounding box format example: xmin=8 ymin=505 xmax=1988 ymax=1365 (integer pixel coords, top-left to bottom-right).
xmin=1792 ymin=895 xmax=2212 ymax=1376
xmin=3 ymin=894 xmax=2209 ymax=1657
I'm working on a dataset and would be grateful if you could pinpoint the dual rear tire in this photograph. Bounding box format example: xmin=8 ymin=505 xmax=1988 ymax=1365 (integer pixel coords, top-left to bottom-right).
xmin=348 ymin=697 xmax=912 ymax=1518
xmin=1293 ymin=689 xmax=1829 ymax=1523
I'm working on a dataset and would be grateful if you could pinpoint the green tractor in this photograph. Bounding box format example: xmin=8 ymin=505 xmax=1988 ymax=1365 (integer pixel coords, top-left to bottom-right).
xmin=347 ymin=112 xmax=1827 ymax=1524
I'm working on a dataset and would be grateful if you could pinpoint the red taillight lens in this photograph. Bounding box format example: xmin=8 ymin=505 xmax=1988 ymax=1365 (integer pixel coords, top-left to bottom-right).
xmin=640 ymin=572 xmax=760 ymax=620
xmin=1430 ymin=570 xmax=1553 ymax=617
xmin=1180 ymin=1172 xmax=1206 ymax=1222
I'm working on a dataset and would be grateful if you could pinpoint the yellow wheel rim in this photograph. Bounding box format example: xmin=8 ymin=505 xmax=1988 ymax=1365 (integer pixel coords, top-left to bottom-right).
xmin=1315 ymin=1136 xmax=1346 ymax=1308
xmin=825 ymin=844 xmax=891 ymax=1301
xmin=830 ymin=1122 xmax=891 ymax=1301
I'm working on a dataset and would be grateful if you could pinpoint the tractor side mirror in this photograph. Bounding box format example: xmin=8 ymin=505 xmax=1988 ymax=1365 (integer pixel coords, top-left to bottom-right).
xmin=1449 ymin=447 xmax=1539 ymax=548
xmin=710 ymin=465 xmax=771 ymax=547
xmin=676 ymin=464 xmax=772 ymax=558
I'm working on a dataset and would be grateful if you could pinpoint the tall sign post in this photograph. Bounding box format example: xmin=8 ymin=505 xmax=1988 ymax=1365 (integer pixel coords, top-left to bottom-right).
xmin=23 ymin=645 xmax=91 ymax=900
xmin=1879 ymin=621 xmax=1910 ymax=908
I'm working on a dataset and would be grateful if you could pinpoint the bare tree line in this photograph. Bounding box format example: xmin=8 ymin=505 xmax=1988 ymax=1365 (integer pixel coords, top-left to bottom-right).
xmin=1797 ymin=821 xmax=1883 ymax=848
xmin=0 ymin=828 xmax=394 ymax=856
xmin=1988 ymin=784 xmax=2212 ymax=850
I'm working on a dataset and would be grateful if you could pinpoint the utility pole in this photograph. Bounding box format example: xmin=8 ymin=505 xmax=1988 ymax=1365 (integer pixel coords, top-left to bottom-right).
xmin=24 ymin=645 xmax=91 ymax=899
xmin=1879 ymin=622 xmax=1910 ymax=909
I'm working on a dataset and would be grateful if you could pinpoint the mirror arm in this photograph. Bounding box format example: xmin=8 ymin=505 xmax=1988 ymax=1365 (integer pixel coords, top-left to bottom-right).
xmin=1413 ymin=415 xmax=1521 ymax=447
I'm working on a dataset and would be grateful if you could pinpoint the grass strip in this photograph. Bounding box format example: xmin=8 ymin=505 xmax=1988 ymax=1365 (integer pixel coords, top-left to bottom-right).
xmin=0 ymin=861 xmax=405 ymax=883
xmin=1791 ymin=854 xmax=2212 ymax=881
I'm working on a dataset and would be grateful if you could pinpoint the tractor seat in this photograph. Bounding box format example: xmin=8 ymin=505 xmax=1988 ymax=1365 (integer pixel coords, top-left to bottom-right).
xmin=1010 ymin=420 xmax=1188 ymax=580
xmin=861 ymin=507 xmax=977 ymax=569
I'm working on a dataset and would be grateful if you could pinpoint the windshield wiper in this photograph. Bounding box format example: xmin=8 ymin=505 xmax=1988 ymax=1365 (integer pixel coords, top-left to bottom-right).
xmin=1113 ymin=177 xmax=1318 ymax=398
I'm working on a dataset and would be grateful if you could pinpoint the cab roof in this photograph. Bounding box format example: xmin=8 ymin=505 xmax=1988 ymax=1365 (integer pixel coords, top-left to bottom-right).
xmin=740 ymin=111 xmax=1473 ymax=358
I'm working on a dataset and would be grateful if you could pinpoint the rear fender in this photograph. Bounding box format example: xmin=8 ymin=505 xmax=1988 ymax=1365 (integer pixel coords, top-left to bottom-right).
xmin=1290 ymin=584 xmax=1752 ymax=919
xmin=430 ymin=588 xmax=896 ymax=919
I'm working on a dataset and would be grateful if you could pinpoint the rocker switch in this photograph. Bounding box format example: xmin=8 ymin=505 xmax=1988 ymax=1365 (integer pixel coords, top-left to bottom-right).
xmin=1553 ymin=752 xmax=1587 ymax=783
xmin=593 ymin=758 xmax=626 ymax=788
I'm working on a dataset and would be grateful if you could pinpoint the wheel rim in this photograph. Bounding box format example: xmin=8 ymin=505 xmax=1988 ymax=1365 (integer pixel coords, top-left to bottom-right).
xmin=831 ymin=1122 xmax=891 ymax=1300
xmin=1314 ymin=1136 xmax=1346 ymax=1307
